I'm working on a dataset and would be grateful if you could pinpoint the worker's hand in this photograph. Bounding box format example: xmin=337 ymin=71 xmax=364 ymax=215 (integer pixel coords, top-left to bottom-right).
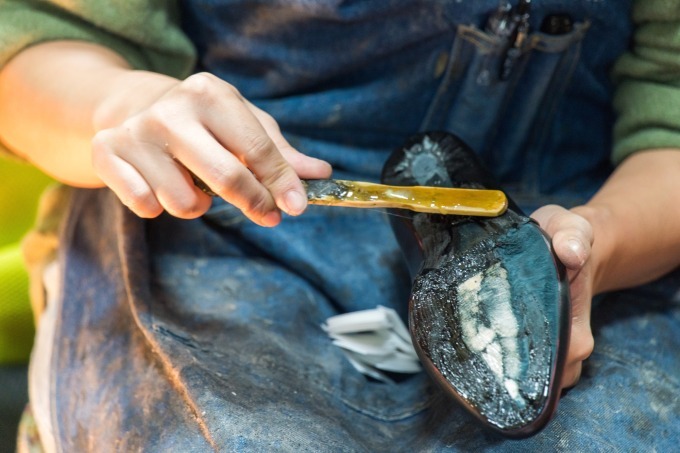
xmin=91 ymin=71 xmax=332 ymax=225
xmin=531 ymin=204 xmax=595 ymax=391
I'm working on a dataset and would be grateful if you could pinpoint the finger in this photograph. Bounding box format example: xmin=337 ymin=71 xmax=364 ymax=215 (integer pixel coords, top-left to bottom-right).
xmin=268 ymin=133 xmax=333 ymax=180
xmin=567 ymin=269 xmax=594 ymax=354
xmin=169 ymin=125 xmax=283 ymax=227
xmin=277 ymin=143 xmax=333 ymax=180
xmin=93 ymin=124 xmax=214 ymax=219
xmin=248 ymin=103 xmax=333 ymax=179
xmin=92 ymin=150 xmax=162 ymax=218
xmin=531 ymin=205 xmax=593 ymax=270
xmin=531 ymin=204 xmax=591 ymax=236
xmin=561 ymin=250 xmax=594 ymax=391
xmin=561 ymin=310 xmax=588 ymax=391
xmin=195 ymin=87 xmax=307 ymax=216
xmin=92 ymin=130 xmax=163 ymax=218
xmin=562 ymin=319 xmax=594 ymax=390
xmin=121 ymin=146 xmax=212 ymax=219
xmin=552 ymin=228 xmax=592 ymax=270
xmin=212 ymin=118 xmax=306 ymax=216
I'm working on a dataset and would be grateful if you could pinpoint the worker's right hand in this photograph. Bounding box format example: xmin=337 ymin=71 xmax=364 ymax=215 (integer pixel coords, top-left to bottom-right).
xmin=92 ymin=71 xmax=332 ymax=225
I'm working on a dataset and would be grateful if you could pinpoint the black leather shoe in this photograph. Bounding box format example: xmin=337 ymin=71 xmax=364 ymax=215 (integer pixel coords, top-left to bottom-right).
xmin=382 ymin=131 xmax=570 ymax=437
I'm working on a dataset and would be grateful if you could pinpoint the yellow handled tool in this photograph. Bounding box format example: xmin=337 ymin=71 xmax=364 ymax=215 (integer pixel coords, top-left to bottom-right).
xmin=302 ymin=179 xmax=507 ymax=217
xmin=190 ymin=172 xmax=507 ymax=218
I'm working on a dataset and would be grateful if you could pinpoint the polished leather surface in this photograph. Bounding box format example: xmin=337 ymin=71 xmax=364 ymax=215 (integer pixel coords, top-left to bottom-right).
xmin=382 ymin=132 xmax=570 ymax=436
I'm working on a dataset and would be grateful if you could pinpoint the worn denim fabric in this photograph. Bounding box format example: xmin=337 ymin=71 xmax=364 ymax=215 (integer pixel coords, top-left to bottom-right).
xmin=48 ymin=1 xmax=680 ymax=451
xmin=53 ymin=190 xmax=680 ymax=452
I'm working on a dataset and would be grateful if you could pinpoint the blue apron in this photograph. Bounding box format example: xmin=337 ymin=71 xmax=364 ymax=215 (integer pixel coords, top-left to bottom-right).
xmin=50 ymin=1 xmax=680 ymax=451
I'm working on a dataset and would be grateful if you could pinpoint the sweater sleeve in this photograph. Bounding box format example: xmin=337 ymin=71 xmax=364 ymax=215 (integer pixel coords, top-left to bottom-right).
xmin=0 ymin=0 xmax=196 ymax=76
xmin=611 ymin=0 xmax=680 ymax=164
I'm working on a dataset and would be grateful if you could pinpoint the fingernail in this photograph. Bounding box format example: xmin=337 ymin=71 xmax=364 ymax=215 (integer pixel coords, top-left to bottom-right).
xmin=568 ymin=238 xmax=583 ymax=254
xmin=568 ymin=238 xmax=586 ymax=266
xmin=283 ymin=190 xmax=307 ymax=216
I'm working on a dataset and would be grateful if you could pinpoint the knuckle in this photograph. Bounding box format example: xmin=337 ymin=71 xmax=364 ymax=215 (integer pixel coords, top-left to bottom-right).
xmin=181 ymin=72 xmax=243 ymax=102
xmin=146 ymin=102 xmax=172 ymax=125
xmin=241 ymin=191 xmax=273 ymax=218
xmin=91 ymin=128 xmax=113 ymax=148
xmin=241 ymin=131 xmax=276 ymax=164
xmin=91 ymin=130 xmax=114 ymax=167
xmin=225 ymin=82 xmax=242 ymax=98
xmin=207 ymin=162 xmax=247 ymax=194
xmin=566 ymin=211 xmax=591 ymax=231
xmin=259 ymin=161 xmax=292 ymax=189
xmin=218 ymin=78 xmax=242 ymax=98
xmin=576 ymin=217 xmax=593 ymax=238
xmin=256 ymin=110 xmax=279 ymax=129
xmin=207 ymin=161 xmax=233 ymax=185
xmin=203 ymin=162 xmax=274 ymax=217
xmin=181 ymin=72 xmax=217 ymax=97
xmin=134 ymin=105 xmax=173 ymax=137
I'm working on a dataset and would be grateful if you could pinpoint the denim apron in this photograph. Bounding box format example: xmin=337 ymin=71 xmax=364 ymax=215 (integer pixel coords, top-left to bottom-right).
xmin=48 ymin=1 xmax=680 ymax=451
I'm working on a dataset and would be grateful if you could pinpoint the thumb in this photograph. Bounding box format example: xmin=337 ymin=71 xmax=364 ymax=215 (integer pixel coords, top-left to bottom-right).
xmin=531 ymin=204 xmax=593 ymax=271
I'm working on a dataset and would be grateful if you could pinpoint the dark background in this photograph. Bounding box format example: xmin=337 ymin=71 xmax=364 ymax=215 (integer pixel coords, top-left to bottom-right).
xmin=0 ymin=365 xmax=29 ymax=452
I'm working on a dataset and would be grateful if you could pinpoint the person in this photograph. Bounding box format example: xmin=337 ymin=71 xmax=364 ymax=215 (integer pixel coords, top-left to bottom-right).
xmin=0 ymin=0 xmax=679 ymax=450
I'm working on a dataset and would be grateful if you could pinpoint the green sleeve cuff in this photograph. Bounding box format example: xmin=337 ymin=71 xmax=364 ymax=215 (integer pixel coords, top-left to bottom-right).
xmin=611 ymin=0 xmax=680 ymax=164
xmin=612 ymin=80 xmax=680 ymax=163
xmin=0 ymin=0 xmax=196 ymax=78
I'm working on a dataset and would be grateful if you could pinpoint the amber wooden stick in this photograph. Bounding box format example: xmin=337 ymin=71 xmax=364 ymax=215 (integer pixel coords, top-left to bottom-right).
xmin=302 ymin=179 xmax=508 ymax=217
